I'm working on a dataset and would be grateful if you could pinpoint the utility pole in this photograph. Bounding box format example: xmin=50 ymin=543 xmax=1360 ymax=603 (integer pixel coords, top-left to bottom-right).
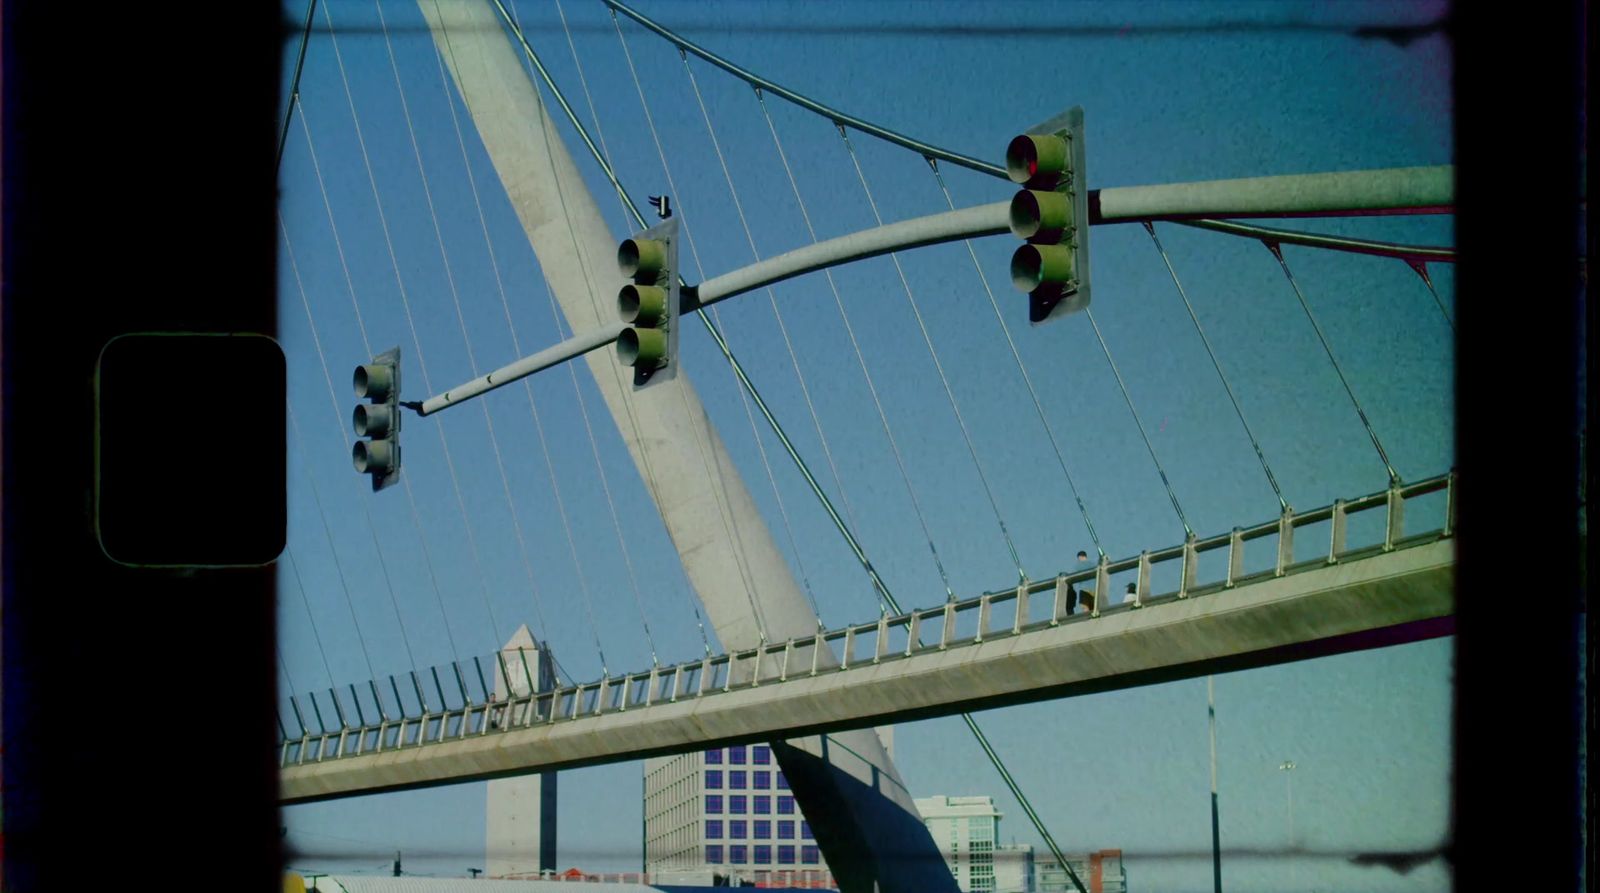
xmin=1279 ymin=760 xmax=1296 ymax=891
xmin=393 ymin=851 xmax=402 ymax=877
xmin=1208 ymin=676 xmax=1222 ymax=893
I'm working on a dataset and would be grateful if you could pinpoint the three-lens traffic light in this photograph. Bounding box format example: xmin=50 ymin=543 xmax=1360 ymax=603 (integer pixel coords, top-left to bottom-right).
xmin=616 ymin=217 xmax=681 ymax=388
xmin=352 ymin=346 xmax=402 ymax=491
xmin=1006 ymin=107 xmax=1090 ymax=324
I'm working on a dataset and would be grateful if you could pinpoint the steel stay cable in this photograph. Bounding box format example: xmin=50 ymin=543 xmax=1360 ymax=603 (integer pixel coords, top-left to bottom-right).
xmin=287 ymin=401 xmax=378 ymax=685
xmin=490 ymin=0 xmax=921 ymax=615
xmin=1085 ymin=307 xmax=1195 ymax=539
xmin=434 ymin=0 xmax=667 ymax=664
xmin=1266 ymin=242 xmax=1402 ymax=487
xmin=284 ymin=544 xmax=336 ymax=689
xmin=1145 ymin=222 xmax=1289 ymax=513
xmin=432 ymin=18 xmax=1080 ymax=892
xmin=928 ymin=160 xmax=1108 ymax=560
xmin=281 ymin=215 xmax=420 ymax=672
xmin=1407 ymin=260 xmax=1457 ymax=333
xmin=531 ymin=0 xmax=707 ymax=659
xmin=375 ymin=0 xmax=515 ymax=648
xmin=317 ymin=0 xmax=487 ymax=664
xmin=681 ymin=53 xmax=856 ymax=621
xmin=484 ymin=0 xmax=732 ymax=657
xmin=611 ymin=13 xmax=784 ymax=640
xmin=751 ymin=90 xmax=943 ymax=607
xmin=838 ymin=127 xmax=1027 ymax=582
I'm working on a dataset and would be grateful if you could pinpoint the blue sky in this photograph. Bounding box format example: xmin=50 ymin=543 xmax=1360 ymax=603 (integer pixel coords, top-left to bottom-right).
xmin=274 ymin=1 xmax=1455 ymax=889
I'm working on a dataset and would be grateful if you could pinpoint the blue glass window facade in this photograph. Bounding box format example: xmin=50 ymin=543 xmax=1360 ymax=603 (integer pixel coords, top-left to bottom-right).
xmin=705 ymin=820 xmax=723 ymax=840
xmin=729 ymin=745 xmax=747 ymax=765
xmin=705 ymin=795 xmax=722 ymax=814
xmin=753 ymin=770 xmax=771 ymax=790
xmin=802 ymin=845 xmax=820 ymax=865
xmin=706 ymin=845 xmax=723 ymax=864
xmin=705 ymin=749 xmax=722 ymax=765
xmin=778 ymin=821 xmax=795 ymax=840
xmin=705 ymin=770 xmax=723 ymax=790
xmin=777 ymin=795 xmax=795 ymax=815
xmin=728 ymin=770 xmax=746 ymax=790
xmin=729 ymin=795 xmax=747 ymax=815
xmin=753 ymin=745 xmax=771 ymax=765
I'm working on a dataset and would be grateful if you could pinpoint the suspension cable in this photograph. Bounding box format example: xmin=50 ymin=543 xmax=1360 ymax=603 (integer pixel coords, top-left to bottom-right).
xmin=319 ymin=0 xmax=497 ymax=661
xmin=490 ymin=0 xmax=898 ymax=620
xmin=281 ymin=215 xmax=419 ymax=672
xmin=1085 ymin=307 xmax=1195 ymax=539
xmin=547 ymin=0 xmax=714 ymax=656
xmin=928 ymin=159 xmax=1108 ymax=559
xmin=377 ymin=0 xmax=527 ymax=648
xmin=608 ymin=14 xmax=790 ymax=643
xmin=838 ymin=127 xmax=1027 ymax=582
xmin=283 ymin=544 xmax=336 ymax=689
xmin=681 ymin=54 xmax=863 ymax=622
xmin=750 ymin=86 xmax=951 ymax=604
xmin=1266 ymin=242 xmax=1402 ymax=487
xmin=1146 ymin=222 xmax=1290 ymax=513
xmin=276 ymin=0 xmax=319 ymax=175
xmin=286 ymin=406 xmax=377 ymax=683
xmin=1407 ymin=260 xmax=1457 ymax=334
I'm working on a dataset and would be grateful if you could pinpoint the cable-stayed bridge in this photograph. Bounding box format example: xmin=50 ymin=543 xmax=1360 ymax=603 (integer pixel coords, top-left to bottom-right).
xmin=272 ymin=2 xmax=1458 ymax=889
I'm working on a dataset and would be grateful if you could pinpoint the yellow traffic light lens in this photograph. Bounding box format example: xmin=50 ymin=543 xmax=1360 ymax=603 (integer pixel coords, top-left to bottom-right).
xmin=353 ymin=403 xmax=392 ymax=438
xmin=1009 ymin=190 xmax=1074 ymax=241
xmin=619 ymin=284 xmax=669 ymax=326
xmin=1006 ymin=134 xmax=1069 ymax=185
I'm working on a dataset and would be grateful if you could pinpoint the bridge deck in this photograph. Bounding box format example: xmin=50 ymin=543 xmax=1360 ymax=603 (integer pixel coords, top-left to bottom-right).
xmin=279 ymin=476 xmax=1454 ymax=803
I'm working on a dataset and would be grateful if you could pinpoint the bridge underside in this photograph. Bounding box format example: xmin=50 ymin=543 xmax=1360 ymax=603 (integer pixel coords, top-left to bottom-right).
xmin=280 ymin=538 xmax=1453 ymax=803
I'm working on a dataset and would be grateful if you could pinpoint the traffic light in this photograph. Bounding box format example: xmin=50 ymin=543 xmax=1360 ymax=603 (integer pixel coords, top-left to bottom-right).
xmin=1006 ymin=106 xmax=1090 ymax=323
xmin=615 ymin=216 xmax=681 ymax=388
xmin=352 ymin=346 xmax=402 ymax=491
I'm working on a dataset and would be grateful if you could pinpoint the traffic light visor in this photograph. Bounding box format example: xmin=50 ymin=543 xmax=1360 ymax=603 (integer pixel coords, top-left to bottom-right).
xmin=617 ymin=327 xmax=667 ymax=368
xmin=354 ymin=363 xmax=394 ymax=400
xmin=1009 ymin=190 xmax=1074 ymax=241
xmin=1011 ymin=243 xmax=1077 ymax=293
xmin=353 ymin=403 xmax=394 ymax=438
xmin=619 ymin=284 xmax=668 ymax=327
xmin=618 ymin=238 xmax=667 ymax=280
xmin=352 ymin=439 xmax=397 ymax=474
xmin=1006 ymin=134 xmax=1069 ymax=185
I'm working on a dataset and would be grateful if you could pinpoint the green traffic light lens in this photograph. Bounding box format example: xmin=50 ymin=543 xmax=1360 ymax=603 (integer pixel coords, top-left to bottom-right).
xmin=352 ymin=439 xmax=396 ymax=474
xmin=1011 ymin=243 xmax=1076 ymax=293
xmin=617 ymin=327 xmax=667 ymax=368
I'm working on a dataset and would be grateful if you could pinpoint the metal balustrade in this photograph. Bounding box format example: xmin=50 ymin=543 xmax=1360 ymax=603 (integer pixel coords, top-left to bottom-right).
xmin=279 ymin=472 xmax=1455 ymax=768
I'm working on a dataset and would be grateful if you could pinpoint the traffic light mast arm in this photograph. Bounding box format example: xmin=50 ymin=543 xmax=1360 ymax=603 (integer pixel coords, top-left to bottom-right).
xmin=410 ymin=165 xmax=1453 ymax=417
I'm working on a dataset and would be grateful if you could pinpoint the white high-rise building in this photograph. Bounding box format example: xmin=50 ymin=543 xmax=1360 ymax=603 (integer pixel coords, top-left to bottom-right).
xmin=643 ymin=743 xmax=837 ymax=888
xmin=914 ymin=795 xmax=1004 ymax=892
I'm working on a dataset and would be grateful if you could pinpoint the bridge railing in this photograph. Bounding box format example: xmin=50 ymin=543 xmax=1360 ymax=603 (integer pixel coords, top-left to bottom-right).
xmin=279 ymin=472 xmax=1454 ymax=768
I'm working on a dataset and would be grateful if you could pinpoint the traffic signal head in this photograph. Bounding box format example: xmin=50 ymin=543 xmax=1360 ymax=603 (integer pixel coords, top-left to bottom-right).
xmin=352 ymin=346 xmax=402 ymax=491
xmin=1005 ymin=107 xmax=1090 ymax=324
xmin=615 ymin=217 xmax=681 ymax=388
